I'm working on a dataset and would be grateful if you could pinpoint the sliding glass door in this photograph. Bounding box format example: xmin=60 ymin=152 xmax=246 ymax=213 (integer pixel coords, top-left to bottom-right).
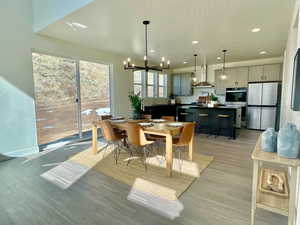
xmin=79 ymin=60 xmax=110 ymax=132
xmin=32 ymin=53 xmax=110 ymax=145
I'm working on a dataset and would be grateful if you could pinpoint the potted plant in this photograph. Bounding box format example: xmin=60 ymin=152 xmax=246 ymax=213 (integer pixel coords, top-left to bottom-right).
xmin=209 ymin=93 xmax=219 ymax=107
xmin=128 ymin=92 xmax=143 ymax=119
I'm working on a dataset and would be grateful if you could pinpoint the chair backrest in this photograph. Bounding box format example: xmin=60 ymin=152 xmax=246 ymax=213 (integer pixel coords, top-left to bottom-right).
xmin=100 ymin=115 xmax=112 ymax=120
xmin=161 ymin=116 xmax=175 ymax=122
xmin=126 ymin=122 xmax=148 ymax=147
xmin=177 ymin=122 xmax=195 ymax=146
xmin=99 ymin=120 xmax=120 ymax=142
xmin=142 ymin=114 xmax=152 ymax=119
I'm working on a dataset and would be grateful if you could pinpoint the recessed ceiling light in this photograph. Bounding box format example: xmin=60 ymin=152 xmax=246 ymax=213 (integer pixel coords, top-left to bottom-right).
xmin=192 ymin=41 xmax=199 ymax=44
xmin=260 ymin=50 xmax=267 ymax=55
xmin=217 ymin=57 xmax=221 ymax=60
xmin=72 ymin=22 xmax=88 ymax=29
xmin=66 ymin=22 xmax=88 ymax=31
xmin=150 ymin=49 xmax=155 ymax=53
xmin=251 ymin=28 xmax=261 ymax=33
xmin=183 ymin=61 xmax=188 ymax=64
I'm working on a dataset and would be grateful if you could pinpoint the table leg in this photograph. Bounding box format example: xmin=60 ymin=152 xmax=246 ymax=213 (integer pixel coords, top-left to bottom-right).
xmin=288 ymin=167 xmax=297 ymax=225
xmin=165 ymin=134 xmax=173 ymax=177
xmin=92 ymin=124 xmax=98 ymax=155
xmin=188 ymin=132 xmax=194 ymax=161
xmin=251 ymin=160 xmax=259 ymax=225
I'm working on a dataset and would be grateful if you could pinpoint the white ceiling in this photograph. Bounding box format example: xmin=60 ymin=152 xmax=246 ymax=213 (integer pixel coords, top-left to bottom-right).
xmin=39 ymin=0 xmax=295 ymax=68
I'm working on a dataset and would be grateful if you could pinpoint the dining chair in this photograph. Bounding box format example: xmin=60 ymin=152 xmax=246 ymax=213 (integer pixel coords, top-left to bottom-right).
xmin=100 ymin=115 xmax=112 ymax=120
xmin=172 ymin=122 xmax=196 ymax=171
xmin=142 ymin=114 xmax=152 ymax=120
xmin=161 ymin=116 xmax=175 ymax=121
xmin=125 ymin=122 xmax=154 ymax=170
xmin=99 ymin=120 xmax=127 ymax=164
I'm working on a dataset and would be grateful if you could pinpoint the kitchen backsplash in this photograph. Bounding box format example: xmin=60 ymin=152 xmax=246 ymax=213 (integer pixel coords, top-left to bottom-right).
xmin=175 ymin=87 xmax=226 ymax=104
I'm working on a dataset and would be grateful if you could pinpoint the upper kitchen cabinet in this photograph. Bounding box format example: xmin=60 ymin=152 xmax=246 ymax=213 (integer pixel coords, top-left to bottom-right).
xmin=215 ymin=67 xmax=248 ymax=94
xmin=173 ymin=74 xmax=181 ymax=96
xmin=248 ymin=64 xmax=282 ymax=82
xmin=249 ymin=66 xmax=264 ymax=82
xmin=226 ymin=67 xmax=249 ymax=88
xmin=263 ymin=64 xmax=282 ymax=81
xmin=172 ymin=73 xmax=193 ymax=96
xmin=215 ymin=69 xmax=227 ymax=94
xmin=235 ymin=67 xmax=249 ymax=87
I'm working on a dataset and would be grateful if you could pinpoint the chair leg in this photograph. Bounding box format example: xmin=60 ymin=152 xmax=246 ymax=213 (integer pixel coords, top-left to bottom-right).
xmin=143 ymin=147 xmax=148 ymax=171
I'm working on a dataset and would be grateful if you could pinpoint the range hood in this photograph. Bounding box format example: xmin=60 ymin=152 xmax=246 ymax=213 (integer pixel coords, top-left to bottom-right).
xmin=192 ymin=64 xmax=214 ymax=88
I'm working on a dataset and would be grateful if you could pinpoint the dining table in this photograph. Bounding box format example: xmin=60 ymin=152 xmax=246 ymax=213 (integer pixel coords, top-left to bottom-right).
xmin=91 ymin=119 xmax=194 ymax=177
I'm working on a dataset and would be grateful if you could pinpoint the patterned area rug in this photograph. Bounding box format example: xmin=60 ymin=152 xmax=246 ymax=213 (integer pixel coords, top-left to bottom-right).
xmin=70 ymin=146 xmax=214 ymax=200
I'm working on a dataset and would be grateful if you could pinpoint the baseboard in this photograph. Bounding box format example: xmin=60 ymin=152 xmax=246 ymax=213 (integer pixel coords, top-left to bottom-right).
xmin=4 ymin=146 xmax=39 ymax=157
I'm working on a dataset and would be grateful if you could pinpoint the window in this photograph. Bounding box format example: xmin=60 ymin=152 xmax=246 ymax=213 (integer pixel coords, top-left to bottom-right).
xmin=147 ymin=72 xmax=155 ymax=97
xmin=158 ymin=74 xmax=168 ymax=98
xmin=134 ymin=71 xmax=143 ymax=96
xmin=133 ymin=71 xmax=168 ymax=98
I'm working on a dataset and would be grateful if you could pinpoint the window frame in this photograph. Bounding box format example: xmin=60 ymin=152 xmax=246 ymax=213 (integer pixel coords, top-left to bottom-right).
xmin=158 ymin=73 xmax=168 ymax=98
xmin=133 ymin=70 xmax=168 ymax=98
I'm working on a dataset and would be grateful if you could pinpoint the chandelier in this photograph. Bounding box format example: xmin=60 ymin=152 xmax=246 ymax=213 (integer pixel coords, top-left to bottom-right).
xmin=220 ymin=50 xmax=227 ymax=80
xmin=123 ymin=20 xmax=170 ymax=72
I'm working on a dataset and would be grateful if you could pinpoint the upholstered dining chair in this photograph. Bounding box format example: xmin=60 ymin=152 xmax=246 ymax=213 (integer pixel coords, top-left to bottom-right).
xmin=99 ymin=120 xmax=127 ymax=164
xmin=99 ymin=115 xmax=112 ymax=120
xmin=125 ymin=122 xmax=154 ymax=170
xmin=161 ymin=116 xmax=175 ymax=122
xmin=172 ymin=122 xmax=196 ymax=171
xmin=142 ymin=114 xmax=152 ymax=120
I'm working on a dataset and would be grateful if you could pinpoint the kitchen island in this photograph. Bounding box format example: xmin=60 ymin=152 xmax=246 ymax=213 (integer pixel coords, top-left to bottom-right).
xmin=144 ymin=104 xmax=240 ymax=139
xmin=178 ymin=105 xmax=238 ymax=139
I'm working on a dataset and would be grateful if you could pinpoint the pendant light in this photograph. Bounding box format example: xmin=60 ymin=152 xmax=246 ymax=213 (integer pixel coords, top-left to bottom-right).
xmin=123 ymin=21 xmax=170 ymax=72
xmin=220 ymin=50 xmax=227 ymax=80
xmin=192 ymin=54 xmax=198 ymax=83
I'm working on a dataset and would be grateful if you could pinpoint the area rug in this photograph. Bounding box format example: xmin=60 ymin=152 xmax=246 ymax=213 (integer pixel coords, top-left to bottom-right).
xmin=69 ymin=146 xmax=214 ymax=200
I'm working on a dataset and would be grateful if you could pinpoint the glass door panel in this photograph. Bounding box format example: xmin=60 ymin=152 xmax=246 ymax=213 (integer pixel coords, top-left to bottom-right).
xmin=79 ymin=60 xmax=110 ymax=132
xmin=32 ymin=53 xmax=78 ymax=145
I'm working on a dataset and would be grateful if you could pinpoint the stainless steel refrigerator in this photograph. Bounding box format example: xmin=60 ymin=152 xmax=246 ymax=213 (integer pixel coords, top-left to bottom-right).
xmin=247 ymin=82 xmax=281 ymax=130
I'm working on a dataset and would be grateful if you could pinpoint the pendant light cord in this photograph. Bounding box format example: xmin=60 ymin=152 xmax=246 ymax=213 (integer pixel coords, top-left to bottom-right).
xmin=222 ymin=50 xmax=227 ymax=73
xmin=145 ymin=23 xmax=148 ymax=60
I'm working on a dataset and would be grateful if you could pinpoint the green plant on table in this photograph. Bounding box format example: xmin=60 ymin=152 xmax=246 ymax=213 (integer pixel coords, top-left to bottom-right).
xmin=128 ymin=92 xmax=143 ymax=113
xmin=211 ymin=93 xmax=218 ymax=102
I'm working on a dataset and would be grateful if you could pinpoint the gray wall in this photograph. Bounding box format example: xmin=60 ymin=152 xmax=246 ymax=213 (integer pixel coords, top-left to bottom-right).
xmin=0 ymin=0 xmax=138 ymax=156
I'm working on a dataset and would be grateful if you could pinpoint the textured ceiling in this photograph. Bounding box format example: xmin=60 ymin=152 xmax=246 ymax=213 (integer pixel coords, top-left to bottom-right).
xmin=39 ymin=0 xmax=295 ymax=68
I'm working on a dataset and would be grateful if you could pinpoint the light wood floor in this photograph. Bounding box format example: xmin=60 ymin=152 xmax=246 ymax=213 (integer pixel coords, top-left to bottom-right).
xmin=0 ymin=130 xmax=287 ymax=225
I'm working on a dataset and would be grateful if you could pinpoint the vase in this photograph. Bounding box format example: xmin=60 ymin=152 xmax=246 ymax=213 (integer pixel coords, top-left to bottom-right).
xmin=132 ymin=111 xmax=142 ymax=120
xmin=277 ymin=123 xmax=300 ymax=158
xmin=261 ymin=128 xmax=277 ymax=152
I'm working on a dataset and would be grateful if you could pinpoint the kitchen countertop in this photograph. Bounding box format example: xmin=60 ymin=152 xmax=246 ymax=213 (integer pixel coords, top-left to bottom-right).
xmin=144 ymin=103 xmax=242 ymax=109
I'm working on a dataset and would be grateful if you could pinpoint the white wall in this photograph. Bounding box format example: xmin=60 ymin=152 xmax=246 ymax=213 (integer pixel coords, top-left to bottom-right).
xmin=0 ymin=0 xmax=141 ymax=156
xmin=280 ymin=1 xmax=300 ymax=224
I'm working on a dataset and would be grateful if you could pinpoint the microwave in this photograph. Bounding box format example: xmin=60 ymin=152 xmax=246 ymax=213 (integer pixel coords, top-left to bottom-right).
xmin=226 ymin=88 xmax=247 ymax=104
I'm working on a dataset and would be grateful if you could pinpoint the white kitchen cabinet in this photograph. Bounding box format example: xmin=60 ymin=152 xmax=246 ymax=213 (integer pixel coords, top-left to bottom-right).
xmin=249 ymin=66 xmax=264 ymax=82
xmin=236 ymin=67 xmax=249 ymax=87
xmin=225 ymin=68 xmax=237 ymax=88
xmin=249 ymin=64 xmax=282 ymax=82
xmin=215 ymin=69 xmax=227 ymax=94
xmin=263 ymin=64 xmax=281 ymax=81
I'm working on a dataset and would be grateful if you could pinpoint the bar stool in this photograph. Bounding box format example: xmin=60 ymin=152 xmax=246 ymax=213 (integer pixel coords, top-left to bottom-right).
xmin=215 ymin=114 xmax=234 ymax=139
xmin=196 ymin=113 xmax=211 ymax=135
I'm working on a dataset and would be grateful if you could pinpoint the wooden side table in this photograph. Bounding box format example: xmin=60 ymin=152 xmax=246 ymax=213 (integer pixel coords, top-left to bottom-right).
xmin=251 ymin=137 xmax=300 ymax=225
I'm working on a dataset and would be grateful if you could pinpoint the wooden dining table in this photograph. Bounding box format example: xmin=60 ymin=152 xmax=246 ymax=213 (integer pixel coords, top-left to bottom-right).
xmin=91 ymin=119 xmax=194 ymax=177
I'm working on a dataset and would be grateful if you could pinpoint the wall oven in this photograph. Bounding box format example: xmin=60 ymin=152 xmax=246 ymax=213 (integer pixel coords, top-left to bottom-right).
xmin=226 ymin=88 xmax=247 ymax=105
